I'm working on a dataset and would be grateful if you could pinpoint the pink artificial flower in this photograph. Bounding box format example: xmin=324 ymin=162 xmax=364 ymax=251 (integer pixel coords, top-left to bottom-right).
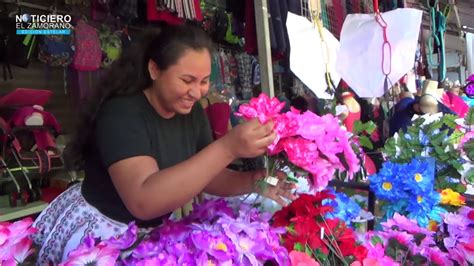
xmin=235 ymin=93 xmax=285 ymax=124
xmin=289 ymin=251 xmax=320 ymax=266
xmin=363 ymin=243 xmax=399 ymax=266
xmin=10 ymin=238 xmax=35 ymax=263
xmin=461 ymin=238 xmax=474 ymax=264
xmin=5 ymin=218 xmax=36 ymax=244
xmin=268 ymin=110 xmax=300 ymax=153
xmin=60 ymin=243 xmax=120 ymax=266
xmin=423 ymin=247 xmax=452 ymax=266
xmin=0 ymin=226 xmax=10 ymax=246
xmin=0 ymin=218 xmax=36 ymax=263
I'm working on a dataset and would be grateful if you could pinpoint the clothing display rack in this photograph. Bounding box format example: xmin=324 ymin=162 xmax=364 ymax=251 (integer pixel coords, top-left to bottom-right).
xmin=1 ymin=0 xmax=69 ymax=15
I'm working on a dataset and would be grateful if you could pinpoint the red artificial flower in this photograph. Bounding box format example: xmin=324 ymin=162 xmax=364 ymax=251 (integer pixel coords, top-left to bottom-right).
xmin=468 ymin=210 xmax=474 ymax=221
xmin=273 ymin=207 xmax=294 ymax=228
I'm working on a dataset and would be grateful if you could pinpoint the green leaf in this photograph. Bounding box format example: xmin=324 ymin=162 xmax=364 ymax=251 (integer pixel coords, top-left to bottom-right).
xmin=443 ymin=114 xmax=458 ymax=129
xmin=455 ymin=183 xmax=467 ymax=194
xmin=413 ymin=233 xmax=426 ymax=246
xmin=353 ymin=120 xmax=364 ymax=134
xmin=365 ymin=121 xmax=377 ymax=134
xmin=359 ymin=135 xmax=374 ymax=149
xmin=294 ymin=242 xmax=304 ymax=252
xmin=465 ymin=107 xmax=474 ymax=126
xmin=409 ymin=254 xmax=428 ymax=265
xmin=466 ymin=169 xmax=474 ymax=184
xmin=449 ymin=131 xmax=465 ymax=144
xmin=370 ymin=235 xmax=384 ymax=246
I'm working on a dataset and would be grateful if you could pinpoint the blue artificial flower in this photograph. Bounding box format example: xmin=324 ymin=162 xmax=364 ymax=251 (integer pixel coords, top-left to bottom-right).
xmin=323 ymin=190 xmax=361 ymax=226
xmin=383 ymin=199 xmax=409 ymax=221
xmin=402 ymin=157 xmax=435 ymax=194
xmin=369 ymin=161 xmax=406 ymax=201
xmin=406 ymin=190 xmax=441 ymax=227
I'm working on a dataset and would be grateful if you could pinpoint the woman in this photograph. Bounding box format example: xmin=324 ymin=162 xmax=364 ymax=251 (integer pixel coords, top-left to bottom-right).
xmin=32 ymin=25 xmax=296 ymax=264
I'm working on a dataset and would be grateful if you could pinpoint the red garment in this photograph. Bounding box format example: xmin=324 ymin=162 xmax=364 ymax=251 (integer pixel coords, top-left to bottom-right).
xmin=343 ymin=111 xmax=361 ymax=133
xmin=204 ymin=101 xmax=231 ymax=140
xmin=244 ymin=0 xmax=258 ymax=55
xmin=193 ymin=0 xmax=203 ymax=21
xmin=351 ymin=0 xmax=361 ymax=13
xmin=147 ymin=0 xmax=183 ymax=25
xmin=442 ymin=92 xmax=469 ymax=118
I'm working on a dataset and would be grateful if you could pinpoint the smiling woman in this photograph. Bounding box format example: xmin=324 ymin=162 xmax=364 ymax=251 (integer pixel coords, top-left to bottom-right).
xmin=30 ymin=24 xmax=296 ymax=265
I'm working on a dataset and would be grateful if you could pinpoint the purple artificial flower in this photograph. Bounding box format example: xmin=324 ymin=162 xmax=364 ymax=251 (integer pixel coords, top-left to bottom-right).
xmin=130 ymin=239 xmax=163 ymax=259
xmin=226 ymin=232 xmax=265 ymax=266
xmin=150 ymin=219 xmax=189 ymax=243
xmin=190 ymin=230 xmax=236 ymax=262
xmin=126 ymin=252 xmax=178 ymax=266
xmin=188 ymin=199 xmax=235 ymax=222
xmin=104 ymin=222 xmax=138 ymax=250
xmin=442 ymin=212 xmax=472 ymax=249
xmin=196 ymin=251 xmax=233 ymax=266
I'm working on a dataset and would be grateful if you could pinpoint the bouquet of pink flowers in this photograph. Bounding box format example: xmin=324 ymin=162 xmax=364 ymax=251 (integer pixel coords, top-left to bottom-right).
xmin=0 ymin=217 xmax=37 ymax=264
xmin=236 ymin=93 xmax=359 ymax=189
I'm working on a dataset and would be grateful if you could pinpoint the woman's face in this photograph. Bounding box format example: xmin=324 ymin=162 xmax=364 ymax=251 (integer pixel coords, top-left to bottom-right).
xmin=148 ymin=48 xmax=211 ymax=117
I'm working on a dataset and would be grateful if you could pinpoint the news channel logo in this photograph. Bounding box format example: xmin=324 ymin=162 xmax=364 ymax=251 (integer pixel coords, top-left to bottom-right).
xmin=15 ymin=13 xmax=72 ymax=35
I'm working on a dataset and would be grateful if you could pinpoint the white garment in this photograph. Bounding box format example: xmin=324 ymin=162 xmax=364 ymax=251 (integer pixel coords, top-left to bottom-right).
xmin=32 ymin=183 xmax=129 ymax=265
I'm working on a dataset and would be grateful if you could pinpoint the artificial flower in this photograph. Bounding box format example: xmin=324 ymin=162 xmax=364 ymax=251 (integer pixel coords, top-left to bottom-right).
xmin=363 ymin=243 xmax=398 ymax=266
xmin=235 ymin=93 xmax=285 ymax=124
xmin=324 ymin=190 xmax=362 ymax=226
xmin=0 ymin=218 xmax=36 ymax=264
xmin=440 ymin=188 xmax=466 ymax=206
xmin=60 ymin=238 xmax=120 ymax=266
xmin=289 ymin=251 xmax=320 ymax=266
xmin=273 ymin=191 xmax=366 ymax=265
xmin=104 ymin=222 xmax=137 ymax=250
xmin=369 ymin=161 xmax=405 ymax=201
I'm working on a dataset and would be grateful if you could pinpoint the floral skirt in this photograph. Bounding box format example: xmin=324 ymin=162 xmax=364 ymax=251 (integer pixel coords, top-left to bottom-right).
xmin=32 ymin=183 xmax=129 ymax=265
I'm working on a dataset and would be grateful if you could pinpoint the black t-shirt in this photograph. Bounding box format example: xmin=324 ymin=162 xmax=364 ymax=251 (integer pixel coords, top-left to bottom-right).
xmin=81 ymin=92 xmax=213 ymax=227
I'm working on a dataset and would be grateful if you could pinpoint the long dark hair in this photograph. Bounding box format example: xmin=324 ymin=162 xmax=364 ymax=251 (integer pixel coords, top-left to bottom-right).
xmin=64 ymin=24 xmax=214 ymax=170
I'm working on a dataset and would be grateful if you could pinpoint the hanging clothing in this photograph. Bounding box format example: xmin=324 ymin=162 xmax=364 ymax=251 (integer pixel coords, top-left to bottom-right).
xmin=268 ymin=0 xmax=288 ymax=54
xmin=244 ymin=0 xmax=258 ymax=55
xmin=147 ymin=0 xmax=183 ymax=24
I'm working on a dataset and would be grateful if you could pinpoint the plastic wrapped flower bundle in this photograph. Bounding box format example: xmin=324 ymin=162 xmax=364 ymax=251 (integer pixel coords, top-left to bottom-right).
xmin=363 ymin=213 xmax=449 ymax=265
xmin=369 ymin=157 xmax=446 ymax=227
xmin=236 ymin=93 xmax=359 ymax=190
xmin=272 ymin=190 xmax=368 ymax=265
xmin=439 ymin=206 xmax=474 ymax=265
xmin=61 ymin=199 xmax=289 ymax=266
xmin=0 ymin=218 xmax=37 ymax=264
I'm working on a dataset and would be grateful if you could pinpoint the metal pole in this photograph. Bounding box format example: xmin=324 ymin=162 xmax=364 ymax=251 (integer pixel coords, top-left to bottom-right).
xmin=254 ymin=0 xmax=275 ymax=97
xmin=466 ymin=32 xmax=473 ymax=76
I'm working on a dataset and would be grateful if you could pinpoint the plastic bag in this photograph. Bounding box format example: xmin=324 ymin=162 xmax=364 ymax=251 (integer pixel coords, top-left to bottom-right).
xmin=286 ymin=12 xmax=341 ymax=100
xmin=336 ymin=8 xmax=422 ymax=98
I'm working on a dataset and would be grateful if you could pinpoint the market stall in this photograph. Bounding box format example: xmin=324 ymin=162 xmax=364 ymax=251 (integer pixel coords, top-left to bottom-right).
xmin=0 ymin=0 xmax=473 ymax=265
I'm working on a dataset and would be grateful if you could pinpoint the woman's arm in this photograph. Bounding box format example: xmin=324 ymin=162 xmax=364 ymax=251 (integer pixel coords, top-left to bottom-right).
xmin=109 ymin=119 xmax=275 ymax=221
xmin=203 ymin=168 xmax=255 ymax=197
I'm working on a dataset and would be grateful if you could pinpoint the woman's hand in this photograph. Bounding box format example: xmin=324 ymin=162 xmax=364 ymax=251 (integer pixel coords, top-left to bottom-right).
xmin=252 ymin=169 xmax=297 ymax=206
xmin=220 ymin=119 xmax=276 ymax=159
